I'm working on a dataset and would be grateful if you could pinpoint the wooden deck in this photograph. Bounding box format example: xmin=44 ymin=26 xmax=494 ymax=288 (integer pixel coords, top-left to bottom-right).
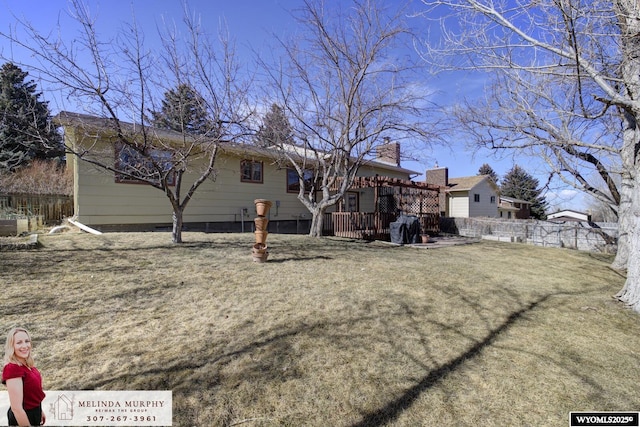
xmin=325 ymin=212 xmax=440 ymax=240
xmin=322 ymin=175 xmax=442 ymax=241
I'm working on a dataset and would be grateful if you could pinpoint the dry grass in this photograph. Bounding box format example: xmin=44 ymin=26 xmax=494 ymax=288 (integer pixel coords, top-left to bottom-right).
xmin=1 ymin=231 xmax=638 ymax=427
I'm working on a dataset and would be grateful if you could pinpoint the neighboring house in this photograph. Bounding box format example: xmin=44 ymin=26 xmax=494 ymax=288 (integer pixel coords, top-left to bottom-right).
xmin=425 ymin=167 xmax=499 ymax=218
xmin=55 ymin=112 xmax=419 ymax=233
xmin=547 ymin=209 xmax=592 ymax=222
xmin=498 ymin=196 xmax=532 ymax=219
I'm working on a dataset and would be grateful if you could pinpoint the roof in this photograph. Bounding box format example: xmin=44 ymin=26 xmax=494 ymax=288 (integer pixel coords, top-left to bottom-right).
xmin=55 ymin=111 xmax=189 ymax=142
xmin=548 ymin=209 xmax=589 ymax=217
xmin=446 ymin=175 xmax=498 ymax=192
xmin=498 ymin=202 xmax=520 ymax=212
xmin=54 ymin=111 xmax=418 ymax=176
xmin=359 ymin=158 xmax=419 ymax=176
xmin=547 ymin=210 xmax=591 ymax=222
xmin=500 ymin=195 xmax=532 ymax=205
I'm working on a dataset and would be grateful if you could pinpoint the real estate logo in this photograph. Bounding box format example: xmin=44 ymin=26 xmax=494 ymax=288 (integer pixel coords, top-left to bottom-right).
xmin=38 ymin=390 xmax=171 ymax=426
xmin=52 ymin=393 xmax=74 ymax=421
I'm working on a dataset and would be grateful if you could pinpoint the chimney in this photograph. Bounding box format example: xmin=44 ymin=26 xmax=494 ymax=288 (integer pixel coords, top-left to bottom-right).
xmin=426 ymin=166 xmax=448 ymax=187
xmin=426 ymin=166 xmax=448 ymax=217
xmin=376 ymin=138 xmax=401 ymax=167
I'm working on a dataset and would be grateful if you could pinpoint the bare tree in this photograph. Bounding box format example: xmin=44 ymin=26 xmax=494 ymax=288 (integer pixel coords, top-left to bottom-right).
xmin=1 ymin=0 xmax=252 ymax=243
xmin=418 ymin=0 xmax=640 ymax=311
xmin=259 ymin=0 xmax=436 ymax=237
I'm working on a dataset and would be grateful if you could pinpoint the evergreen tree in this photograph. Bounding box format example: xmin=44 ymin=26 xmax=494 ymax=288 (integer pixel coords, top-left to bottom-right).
xmin=478 ymin=163 xmax=499 ymax=185
xmin=500 ymin=165 xmax=548 ymax=219
xmin=0 ymin=62 xmax=63 ymax=171
xmin=254 ymin=104 xmax=295 ymax=147
xmin=151 ymin=84 xmax=210 ymax=135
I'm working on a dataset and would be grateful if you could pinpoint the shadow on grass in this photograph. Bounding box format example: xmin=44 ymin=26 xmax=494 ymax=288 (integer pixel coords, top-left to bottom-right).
xmin=41 ymin=239 xmax=252 ymax=253
xmin=267 ymin=255 xmax=334 ymax=263
xmin=58 ymin=285 xmax=627 ymax=426
xmin=26 ymin=234 xmax=395 ymax=258
xmin=73 ymin=292 xmax=549 ymax=389
xmin=349 ymin=294 xmax=551 ymax=427
xmin=75 ymin=313 xmax=382 ymax=391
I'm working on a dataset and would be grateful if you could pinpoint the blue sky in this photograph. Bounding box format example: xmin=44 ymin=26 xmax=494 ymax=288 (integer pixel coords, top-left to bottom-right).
xmin=0 ymin=0 xmax=585 ymax=210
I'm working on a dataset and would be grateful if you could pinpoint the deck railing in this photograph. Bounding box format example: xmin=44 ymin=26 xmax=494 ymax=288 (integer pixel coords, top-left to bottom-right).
xmin=325 ymin=212 xmax=439 ymax=240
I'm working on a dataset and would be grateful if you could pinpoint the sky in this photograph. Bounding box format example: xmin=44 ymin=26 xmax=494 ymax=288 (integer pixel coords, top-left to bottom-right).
xmin=0 ymin=0 xmax=586 ymax=211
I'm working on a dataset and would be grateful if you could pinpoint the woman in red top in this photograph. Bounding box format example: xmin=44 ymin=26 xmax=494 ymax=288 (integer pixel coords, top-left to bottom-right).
xmin=2 ymin=328 xmax=46 ymax=426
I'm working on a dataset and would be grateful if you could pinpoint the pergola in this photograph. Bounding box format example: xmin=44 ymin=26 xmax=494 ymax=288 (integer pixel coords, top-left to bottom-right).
xmin=324 ymin=175 xmax=441 ymax=240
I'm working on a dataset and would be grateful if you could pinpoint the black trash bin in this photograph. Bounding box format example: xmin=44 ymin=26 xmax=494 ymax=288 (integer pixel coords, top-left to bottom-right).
xmin=389 ymin=214 xmax=421 ymax=244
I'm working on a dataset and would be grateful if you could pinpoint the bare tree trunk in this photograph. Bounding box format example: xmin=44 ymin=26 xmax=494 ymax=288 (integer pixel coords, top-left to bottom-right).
xmin=615 ymin=173 xmax=640 ymax=311
xmin=612 ymin=173 xmax=633 ymax=270
xmin=309 ymin=207 xmax=324 ymax=238
xmin=612 ymin=0 xmax=640 ymax=308
xmin=172 ymin=209 xmax=183 ymax=244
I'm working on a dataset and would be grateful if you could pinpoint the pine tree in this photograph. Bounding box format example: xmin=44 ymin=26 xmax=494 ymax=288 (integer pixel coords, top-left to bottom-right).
xmin=478 ymin=163 xmax=499 ymax=185
xmin=151 ymin=84 xmax=210 ymax=135
xmin=500 ymin=165 xmax=548 ymax=219
xmin=0 ymin=62 xmax=63 ymax=171
xmin=254 ymin=104 xmax=295 ymax=147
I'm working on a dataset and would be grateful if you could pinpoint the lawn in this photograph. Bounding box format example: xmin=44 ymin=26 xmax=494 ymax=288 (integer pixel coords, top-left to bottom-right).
xmin=1 ymin=231 xmax=638 ymax=426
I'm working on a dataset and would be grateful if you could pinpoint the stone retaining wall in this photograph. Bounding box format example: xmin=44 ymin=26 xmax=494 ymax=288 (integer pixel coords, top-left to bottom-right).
xmin=0 ymin=234 xmax=39 ymax=250
xmin=441 ymin=217 xmax=618 ymax=254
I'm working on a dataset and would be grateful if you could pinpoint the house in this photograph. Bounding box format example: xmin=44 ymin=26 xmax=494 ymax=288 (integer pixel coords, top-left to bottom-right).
xmin=547 ymin=209 xmax=591 ymax=222
xmin=55 ymin=111 xmax=422 ymax=234
xmin=498 ymin=196 xmax=532 ymax=219
xmin=425 ymin=167 xmax=499 ymax=218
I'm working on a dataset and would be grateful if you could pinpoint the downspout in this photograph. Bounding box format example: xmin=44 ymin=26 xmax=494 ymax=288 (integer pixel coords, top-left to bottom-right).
xmin=241 ymin=208 xmax=248 ymax=232
xmin=67 ymin=218 xmax=103 ymax=235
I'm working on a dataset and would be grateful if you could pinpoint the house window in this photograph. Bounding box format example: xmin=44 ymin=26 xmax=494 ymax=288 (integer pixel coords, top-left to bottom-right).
xmin=287 ymin=168 xmax=315 ymax=193
xmin=340 ymin=192 xmax=359 ymax=212
xmin=115 ymin=142 xmax=175 ymax=185
xmin=490 ymin=195 xmax=496 ymax=204
xmin=241 ymin=160 xmax=263 ymax=183
xmin=474 ymin=193 xmax=480 ymax=202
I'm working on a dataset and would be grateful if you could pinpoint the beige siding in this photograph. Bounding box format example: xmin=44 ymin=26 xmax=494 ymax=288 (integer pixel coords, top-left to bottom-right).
xmin=445 ymin=177 xmax=499 ymax=218
xmin=358 ymin=188 xmax=376 ymax=212
xmin=69 ymin=133 xmax=410 ymax=226
xmin=468 ymin=180 xmax=499 ymax=217
xmin=74 ymin=151 xmax=309 ymax=225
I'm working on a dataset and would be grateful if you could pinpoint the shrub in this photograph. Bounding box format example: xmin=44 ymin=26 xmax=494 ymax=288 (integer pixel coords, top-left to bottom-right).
xmin=0 ymin=159 xmax=72 ymax=195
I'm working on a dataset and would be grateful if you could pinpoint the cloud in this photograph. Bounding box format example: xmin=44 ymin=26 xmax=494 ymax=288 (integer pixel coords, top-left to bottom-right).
xmin=546 ymin=188 xmax=586 ymax=211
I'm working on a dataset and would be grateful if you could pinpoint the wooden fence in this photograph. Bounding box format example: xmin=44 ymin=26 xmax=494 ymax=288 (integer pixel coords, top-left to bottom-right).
xmin=0 ymin=194 xmax=74 ymax=225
